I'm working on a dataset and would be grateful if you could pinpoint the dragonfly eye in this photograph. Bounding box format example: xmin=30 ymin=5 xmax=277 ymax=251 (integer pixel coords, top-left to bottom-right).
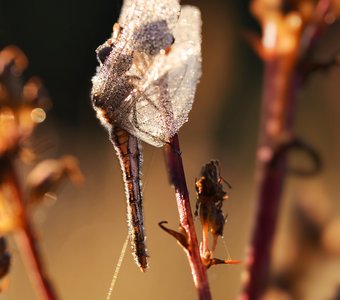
xmin=96 ymin=42 xmax=113 ymax=64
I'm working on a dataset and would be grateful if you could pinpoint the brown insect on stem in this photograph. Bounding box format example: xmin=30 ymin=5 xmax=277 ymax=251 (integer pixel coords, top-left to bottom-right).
xmin=195 ymin=160 xmax=230 ymax=258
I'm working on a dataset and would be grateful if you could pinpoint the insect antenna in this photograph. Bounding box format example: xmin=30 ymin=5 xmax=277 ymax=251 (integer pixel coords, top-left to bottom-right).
xmin=217 ymin=162 xmax=232 ymax=189
xmin=220 ymin=177 xmax=232 ymax=189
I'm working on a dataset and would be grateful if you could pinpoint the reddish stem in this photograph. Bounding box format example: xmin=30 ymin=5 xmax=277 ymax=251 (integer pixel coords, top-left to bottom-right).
xmin=164 ymin=134 xmax=211 ymax=300
xmin=241 ymin=1 xmax=331 ymax=299
xmin=7 ymin=162 xmax=58 ymax=300
xmin=241 ymin=53 xmax=299 ymax=300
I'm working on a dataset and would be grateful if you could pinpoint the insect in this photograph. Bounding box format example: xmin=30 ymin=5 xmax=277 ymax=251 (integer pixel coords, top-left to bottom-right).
xmin=195 ymin=160 xmax=231 ymax=260
xmin=91 ymin=0 xmax=202 ymax=271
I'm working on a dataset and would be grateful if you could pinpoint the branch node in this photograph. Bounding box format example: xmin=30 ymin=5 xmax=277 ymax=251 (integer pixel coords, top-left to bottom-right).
xmin=270 ymin=135 xmax=322 ymax=176
xmin=158 ymin=221 xmax=189 ymax=249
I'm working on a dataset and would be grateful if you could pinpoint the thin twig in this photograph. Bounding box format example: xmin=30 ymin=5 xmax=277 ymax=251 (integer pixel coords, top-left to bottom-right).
xmin=6 ymin=161 xmax=58 ymax=300
xmin=164 ymin=134 xmax=211 ymax=300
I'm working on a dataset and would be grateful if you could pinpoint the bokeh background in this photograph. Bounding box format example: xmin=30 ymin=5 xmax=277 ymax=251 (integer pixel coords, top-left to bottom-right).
xmin=1 ymin=0 xmax=340 ymax=299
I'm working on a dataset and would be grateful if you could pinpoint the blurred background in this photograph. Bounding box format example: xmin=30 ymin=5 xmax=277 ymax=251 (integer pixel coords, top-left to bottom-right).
xmin=1 ymin=0 xmax=340 ymax=299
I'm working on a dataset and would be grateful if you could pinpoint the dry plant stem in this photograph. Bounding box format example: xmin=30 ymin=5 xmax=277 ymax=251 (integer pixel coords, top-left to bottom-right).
xmin=164 ymin=134 xmax=211 ymax=300
xmin=241 ymin=54 xmax=300 ymax=299
xmin=242 ymin=1 xmax=332 ymax=298
xmin=7 ymin=161 xmax=58 ymax=300
xmin=243 ymin=64 xmax=324 ymax=298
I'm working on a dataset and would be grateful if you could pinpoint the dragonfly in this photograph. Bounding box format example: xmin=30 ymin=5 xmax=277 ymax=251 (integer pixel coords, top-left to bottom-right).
xmin=91 ymin=0 xmax=202 ymax=271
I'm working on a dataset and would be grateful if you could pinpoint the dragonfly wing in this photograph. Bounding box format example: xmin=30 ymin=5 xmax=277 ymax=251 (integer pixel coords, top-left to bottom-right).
xmin=119 ymin=0 xmax=180 ymax=31
xmin=122 ymin=6 xmax=202 ymax=147
xmin=91 ymin=0 xmax=181 ymax=130
xmin=118 ymin=0 xmax=180 ymax=56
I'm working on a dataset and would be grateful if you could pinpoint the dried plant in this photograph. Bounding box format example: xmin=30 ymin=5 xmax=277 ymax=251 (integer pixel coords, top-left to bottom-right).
xmin=241 ymin=0 xmax=340 ymax=299
xmin=0 ymin=45 xmax=83 ymax=300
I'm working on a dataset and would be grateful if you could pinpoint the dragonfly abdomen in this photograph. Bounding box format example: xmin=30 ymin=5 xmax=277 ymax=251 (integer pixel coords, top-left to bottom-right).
xmin=110 ymin=127 xmax=148 ymax=272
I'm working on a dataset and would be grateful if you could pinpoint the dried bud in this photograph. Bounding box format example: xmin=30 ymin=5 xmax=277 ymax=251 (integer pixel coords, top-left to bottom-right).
xmin=0 ymin=46 xmax=50 ymax=159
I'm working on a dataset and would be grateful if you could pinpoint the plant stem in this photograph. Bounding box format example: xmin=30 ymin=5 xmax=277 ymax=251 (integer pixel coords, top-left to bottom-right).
xmin=7 ymin=161 xmax=58 ymax=300
xmin=241 ymin=56 xmax=299 ymax=300
xmin=164 ymin=134 xmax=212 ymax=300
xmin=241 ymin=1 xmax=331 ymax=299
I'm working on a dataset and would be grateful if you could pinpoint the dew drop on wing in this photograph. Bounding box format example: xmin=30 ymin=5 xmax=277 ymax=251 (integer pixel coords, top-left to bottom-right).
xmin=92 ymin=51 xmax=135 ymax=125
xmin=93 ymin=80 xmax=134 ymax=125
xmin=133 ymin=20 xmax=175 ymax=56
xmin=120 ymin=6 xmax=202 ymax=147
